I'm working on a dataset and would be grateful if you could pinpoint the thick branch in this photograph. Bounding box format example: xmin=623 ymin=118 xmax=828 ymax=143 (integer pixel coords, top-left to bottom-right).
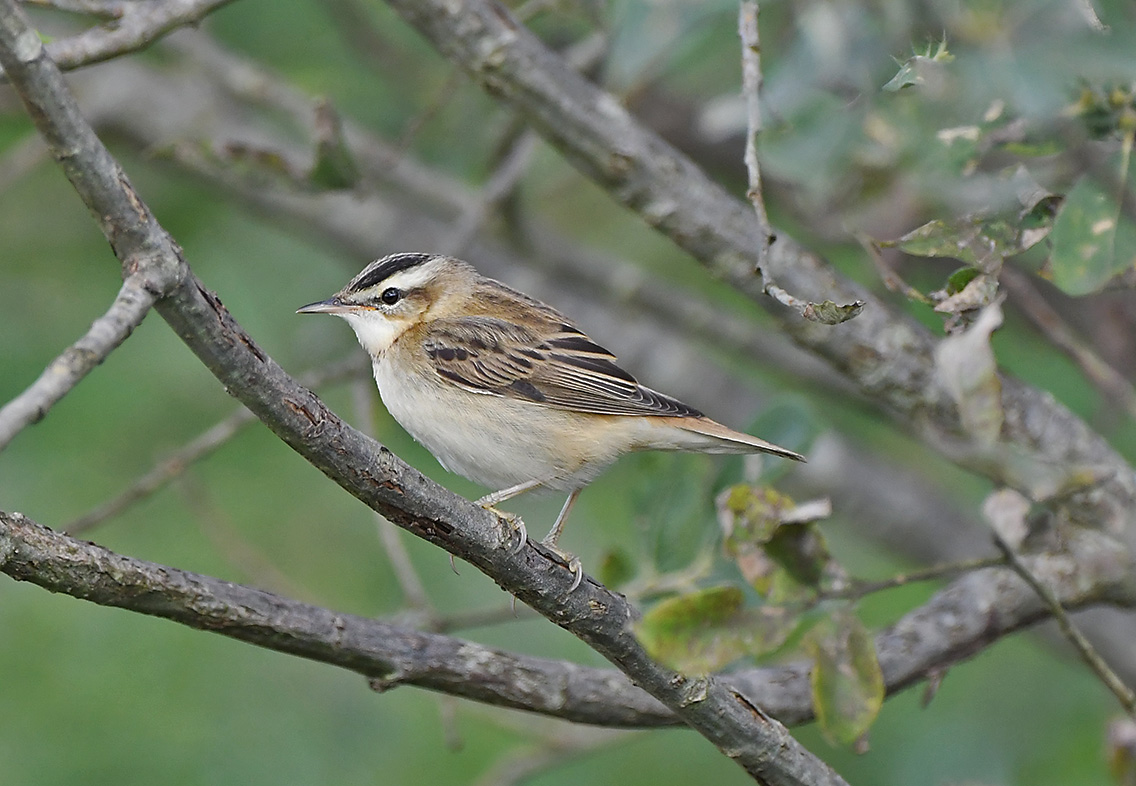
xmin=0 ymin=510 xmax=671 ymax=726
xmin=0 ymin=273 xmax=154 ymax=451
xmin=2 ymin=508 xmax=1132 ymax=730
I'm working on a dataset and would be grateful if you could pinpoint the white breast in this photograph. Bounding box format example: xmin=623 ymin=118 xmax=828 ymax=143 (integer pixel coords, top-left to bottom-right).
xmin=370 ymin=353 xmax=625 ymax=493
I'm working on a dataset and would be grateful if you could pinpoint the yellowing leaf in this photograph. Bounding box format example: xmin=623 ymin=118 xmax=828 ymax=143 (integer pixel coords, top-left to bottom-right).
xmin=634 ymin=586 xmax=797 ymax=673
xmin=806 ymin=609 xmax=885 ymax=747
xmin=717 ymin=485 xmax=836 ymax=602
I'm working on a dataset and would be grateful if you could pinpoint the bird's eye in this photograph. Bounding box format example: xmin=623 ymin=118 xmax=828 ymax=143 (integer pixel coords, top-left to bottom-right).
xmin=380 ymin=287 xmax=401 ymax=305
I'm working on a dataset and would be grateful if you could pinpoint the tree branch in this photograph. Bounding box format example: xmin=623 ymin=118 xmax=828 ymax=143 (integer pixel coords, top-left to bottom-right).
xmin=0 ymin=272 xmax=155 ymax=451
xmin=2 ymin=507 xmax=1132 ymax=731
xmin=7 ymin=0 xmax=237 ymax=76
xmin=0 ymin=509 xmax=673 ymax=726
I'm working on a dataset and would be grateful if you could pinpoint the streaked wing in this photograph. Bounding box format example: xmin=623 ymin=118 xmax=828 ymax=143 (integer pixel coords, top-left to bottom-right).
xmin=423 ymin=317 xmax=702 ymax=418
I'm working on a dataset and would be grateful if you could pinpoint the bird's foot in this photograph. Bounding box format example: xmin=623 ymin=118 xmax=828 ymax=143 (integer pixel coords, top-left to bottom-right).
xmin=539 ymin=537 xmax=583 ymax=592
xmin=476 ymin=498 xmax=528 ymax=555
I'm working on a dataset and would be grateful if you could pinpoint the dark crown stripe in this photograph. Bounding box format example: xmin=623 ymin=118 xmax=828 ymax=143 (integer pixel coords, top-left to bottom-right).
xmin=347 ymin=252 xmax=434 ymax=293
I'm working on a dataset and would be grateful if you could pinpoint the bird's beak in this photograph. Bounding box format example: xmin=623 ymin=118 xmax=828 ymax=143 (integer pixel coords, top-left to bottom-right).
xmin=296 ymin=296 xmax=354 ymax=315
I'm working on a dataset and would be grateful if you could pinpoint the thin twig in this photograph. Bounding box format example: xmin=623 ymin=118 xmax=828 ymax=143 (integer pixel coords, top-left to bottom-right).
xmin=1002 ymin=268 xmax=1136 ymax=420
xmin=0 ymin=273 xmax=156 ymax=452
xmin=64 ymin=355 xmax=366 ymax=534
xmin=738 ymin=1 xmax=862 ymax=323
xmin=20 ymin=0 xmax=127 ymax=16
xmin=442 ymin=130 xmax=539 ymax=256
xmin=857 ymin=232 xmax=932 ymax=304
xmin=820 ymin=555 xmax=1007 ymax=603
xmin=738 ymin=0 xmax=773 ymax=266
xmin=434 ymin=602 xmax=536 ymax=633
xmin=5 ymin=0 xmax=238 ymax=77
xmin=993 ymin=532 xmax=1136 ymax=716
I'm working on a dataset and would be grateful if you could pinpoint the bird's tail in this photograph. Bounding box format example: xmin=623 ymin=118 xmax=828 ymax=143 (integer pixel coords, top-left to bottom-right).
xmin=674 ymin=416 xmax=806 ymax=461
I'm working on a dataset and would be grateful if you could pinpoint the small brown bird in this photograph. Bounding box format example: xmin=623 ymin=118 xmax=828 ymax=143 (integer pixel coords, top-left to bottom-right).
xmin=298 ymin=253 xmax=804 ymax=587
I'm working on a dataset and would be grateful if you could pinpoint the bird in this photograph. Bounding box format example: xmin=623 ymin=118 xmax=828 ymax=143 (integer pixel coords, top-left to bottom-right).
xmin=297 ymin=252 xmax=805 ymax=589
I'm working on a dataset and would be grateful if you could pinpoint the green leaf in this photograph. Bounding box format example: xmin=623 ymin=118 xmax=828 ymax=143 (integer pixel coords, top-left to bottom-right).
xmin=1048 ymin=176 xmax=1136 ymax=295
xmin=945 ymin=266 xmax=981 ymax=294
xmin=897 ymin=217 xmax=1025 ymax=271
xmin=806 ymin=609 xmax=885 ymax=747
xmin=634 ymin=586 xmax=797 ymax=673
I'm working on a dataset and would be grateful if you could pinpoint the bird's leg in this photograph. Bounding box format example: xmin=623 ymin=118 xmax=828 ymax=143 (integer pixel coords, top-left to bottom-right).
xmin=541 ymin=489 xmax=583 ymax=591
xmin=477 ymin=478 xmax=544 ymax=507
xmin=476 ymin=478 xmax=544 ymax=554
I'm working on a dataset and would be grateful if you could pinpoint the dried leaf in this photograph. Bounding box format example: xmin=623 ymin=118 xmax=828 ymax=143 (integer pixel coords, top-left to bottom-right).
xmin=982 ymin=488 xmax=1031 ymax=548
xmin=718 ymin=486 xmax=835 ymax=602
xmin=634 ymin=586 xmax=797 ymax=673
xmin=934 ymin=302 xmax=1004 ymax=446
xmin=932 ymin=272 xmax=999 ymax=314
xmin=802 ymin=299 xmax=865 ymax=324
xmin=806 ymin=609 xmax=885 ymax=747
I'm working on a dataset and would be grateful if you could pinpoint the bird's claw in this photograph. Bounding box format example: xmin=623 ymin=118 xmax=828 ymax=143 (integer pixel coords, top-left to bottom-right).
xmin=540 ymin=538 xmax=583 ymax=592
xmin=479 ymin=501 xmax=528 ymax=554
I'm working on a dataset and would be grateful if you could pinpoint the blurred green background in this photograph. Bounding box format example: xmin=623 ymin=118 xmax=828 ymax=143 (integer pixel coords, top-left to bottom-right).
xmin=3 ymin=0 xmax=1136 ymax=783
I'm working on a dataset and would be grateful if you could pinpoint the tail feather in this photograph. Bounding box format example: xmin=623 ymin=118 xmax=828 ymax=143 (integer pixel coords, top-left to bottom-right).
xmin=676 ymin=416 xmax=806 ymax=461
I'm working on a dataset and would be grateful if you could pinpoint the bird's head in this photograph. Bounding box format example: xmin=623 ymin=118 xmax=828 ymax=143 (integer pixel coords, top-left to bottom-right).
xmin=297 ymin=252 xmax=475 ymax=355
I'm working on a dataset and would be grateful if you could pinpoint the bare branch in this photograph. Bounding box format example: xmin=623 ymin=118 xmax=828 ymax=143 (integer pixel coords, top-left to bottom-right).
xmin=1002 ymin=268 xmax=1136 ymax=420
xmin=0 ymin=273 xmax=155 ymax=452
xmin=738 ymin=1 xmax=772 ymax=263
xmin=2 ymin=508 xmax=1132 ymax=731
xmin=993 ymin=531 xmax=1136 ymax=716
xmin=0 ymin=510 xmax=671 ymax=726
xmin=818 ymin=555 xmax=1007 ymax=604
xmin=8 ymin=0 xmax=238 ymax=76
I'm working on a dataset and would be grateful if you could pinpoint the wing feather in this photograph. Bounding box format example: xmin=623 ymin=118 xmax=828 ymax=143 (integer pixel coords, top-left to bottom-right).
xmin=422 ymin=317 xmax=702 ymax=418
